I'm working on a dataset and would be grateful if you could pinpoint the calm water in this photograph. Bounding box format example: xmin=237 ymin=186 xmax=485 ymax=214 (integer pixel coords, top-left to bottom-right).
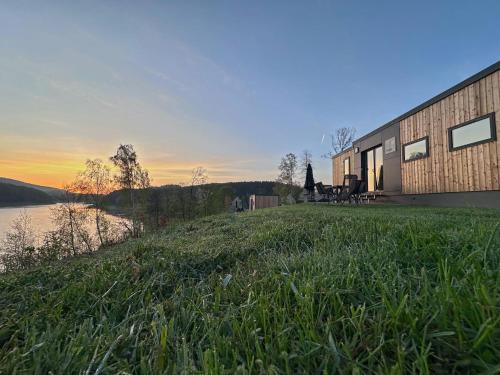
xmin=0 ymin=204 xmax=125 ymax=245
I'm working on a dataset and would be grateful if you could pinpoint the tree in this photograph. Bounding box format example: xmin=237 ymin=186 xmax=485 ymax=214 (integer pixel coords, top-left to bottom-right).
xmin=50 ymin=187 xmax=93 ymax=256
xmin=74 ymin=159 xmax=114 ymax=246
xmin=110 ymin=144 xmax=150 ymax=237
xmin=198 ymin=187 xmax=211 ymax=216
xmin=275 ymin=153 xmax=299 ymax=202
xmin=322 ymin=127 xmax=356 ymax=158
xmin=176 ymin=183 xmax=188 ymax=221
xmin=277 ymin=153 xmax=298 ymax=186
xmin=0 ymin=211 xmax=36 ymax=271
xmin=304 ymin=163 xmax=315 ymax=196
xmin=146 ymin=188 xmax=165 ymax=230
xmin=188 ymin=167 xmax=208 ymax=219
xmin=190 ymin=167 xmax=208 ymax=188
xmin=299 ymin=150 xmax=313 ymax=183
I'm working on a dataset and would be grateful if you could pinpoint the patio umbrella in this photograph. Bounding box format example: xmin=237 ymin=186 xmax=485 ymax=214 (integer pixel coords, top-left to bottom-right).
xmin=304 ymin=163 xmax=315 ymax=195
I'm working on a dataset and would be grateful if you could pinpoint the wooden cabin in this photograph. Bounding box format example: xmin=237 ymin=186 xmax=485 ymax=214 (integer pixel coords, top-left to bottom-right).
xmin=332 ymin=61 xmax=500 ymax=207
xmin=249 ymin=195 xmax=279 ymax=211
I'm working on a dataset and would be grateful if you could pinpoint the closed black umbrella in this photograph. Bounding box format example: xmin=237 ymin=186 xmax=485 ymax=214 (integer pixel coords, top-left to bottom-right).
xmin=304 ymin=163 xmax=315 ymax=195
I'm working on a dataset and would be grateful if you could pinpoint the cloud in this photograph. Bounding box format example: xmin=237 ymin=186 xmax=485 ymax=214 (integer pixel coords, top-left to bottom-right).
xmin=145 ymin=68 xmax=191 ymax=92
xmin=44 ymin=78 xmax=118 ymax=109
xmin=39 ymin=119 xmax=71 ymax=128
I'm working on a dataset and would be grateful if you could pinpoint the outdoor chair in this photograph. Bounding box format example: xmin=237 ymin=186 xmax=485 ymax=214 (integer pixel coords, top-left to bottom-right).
xmin=338 ymin=175 xmax=361 ymax=204
xmin=350 ymin=180 xmax=365 ymax=204
xmin=358 ymin=180 xmax=381 ymax=203
xmin=315 ymin=182 xmax=335 ymax=202
xmin=355 ymin=181 xmax=367 ymax=203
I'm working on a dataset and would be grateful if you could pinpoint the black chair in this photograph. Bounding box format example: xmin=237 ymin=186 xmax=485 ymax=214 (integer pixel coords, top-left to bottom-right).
xmin=351 ymin=180 xmax=365 ymax=204
xmin=315 ymin=182 xmax=335 ymax=202
xmin=355 ymin=181 xmax=367 ymax=203
xmin=338 ymin=175 xmax=360 ymax=204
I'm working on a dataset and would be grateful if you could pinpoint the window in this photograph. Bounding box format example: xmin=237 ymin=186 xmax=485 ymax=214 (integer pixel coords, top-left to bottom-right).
xmin=344 ymin=157 xmax=350 ymax=175
xmin=448 ymin=113 xmax=496 ymax=151
xmin=403 ymin=137 xmax=429 ymax=162
xmin=385 ymin=136 xmax=396 ymax=154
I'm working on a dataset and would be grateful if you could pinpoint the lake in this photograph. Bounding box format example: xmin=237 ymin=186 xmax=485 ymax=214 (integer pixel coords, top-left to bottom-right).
xmin=0 ymin=204 xmax=126 ymax=246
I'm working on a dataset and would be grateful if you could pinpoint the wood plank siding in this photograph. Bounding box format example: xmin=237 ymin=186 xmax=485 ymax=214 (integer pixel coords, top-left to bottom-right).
xmin=400 ymin=70 xmax=500 ymax=194
xmin=249 ymin=195 xmax=279 ymax=210
xmin=332 ymin=149 xmax=354 ymax=186
xmin=331 ymin=63 xmax=500 ymax=196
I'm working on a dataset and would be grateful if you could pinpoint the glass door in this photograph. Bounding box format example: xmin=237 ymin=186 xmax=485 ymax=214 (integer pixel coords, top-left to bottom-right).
xmin=375 ymin=146 xmax=383 ymax=190
xmin=367 ymin=149 xmax=375 ymax=191
xmin=363 ymin=146 xmax=383 ymax=192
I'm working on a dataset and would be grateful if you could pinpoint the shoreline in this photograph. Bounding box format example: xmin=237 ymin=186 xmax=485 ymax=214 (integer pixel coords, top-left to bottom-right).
xmin=0 ymin=202 xmax=58 ymax=209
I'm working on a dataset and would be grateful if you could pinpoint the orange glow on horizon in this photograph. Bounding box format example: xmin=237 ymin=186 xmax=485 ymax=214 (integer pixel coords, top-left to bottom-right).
xmin=0 ymin=158 xmax=83 ymax=188
xmin=0 ymin=157 xmax=274 ymax=189
xmin=1 ymin=130 xmax=275 ymax=188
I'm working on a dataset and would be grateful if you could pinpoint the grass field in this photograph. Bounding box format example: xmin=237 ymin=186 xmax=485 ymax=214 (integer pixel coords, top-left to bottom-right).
xmin=0 ymin=204 xmax=499 ymax=374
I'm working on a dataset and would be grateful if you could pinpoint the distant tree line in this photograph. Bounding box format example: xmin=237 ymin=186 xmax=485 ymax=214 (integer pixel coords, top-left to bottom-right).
xmin=0 ymin=183 xmax=55 ymax=205
xmin=103 ymin=180 xmax=279 ymax=229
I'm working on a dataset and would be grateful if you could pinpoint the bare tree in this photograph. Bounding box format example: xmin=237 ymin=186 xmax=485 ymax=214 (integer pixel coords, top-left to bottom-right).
xmin=274 ymin=153 xmax=299 ymax=202
xmin=299 ymin=150 xmax=313 ymax=183
xmin=189 ymin=167 xmax=208 ymax=219
xmin=146 ymin=188 xmax=169 ymax=230
xmin=110 ymin=144 xmax=150 ymax=237
xmin=176 ymin=183 xmax=188 ymax=221
xmin=198 ymin=187 xmax=211 ymax=217
xmin=277 ymin=153 xmax=298 ymax=186
xmin=322 ymin=127 xmax=356 ymax=158
xmin=190 ymin=167 xmax=208 ymax=187
xmin=137 ymin=168 xmax=151 ymax=190
xmin=50 ymin=187 xmax=93 ymax=256
xmin=0 ymin=211 xmax=36 ymax=271
xmin=74 ymin=159 xmax=114 ymax=246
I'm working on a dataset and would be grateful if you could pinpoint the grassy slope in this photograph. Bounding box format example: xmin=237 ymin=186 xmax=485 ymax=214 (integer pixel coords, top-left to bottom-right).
xmin=0 ymin=205 xmax=499 ymax=374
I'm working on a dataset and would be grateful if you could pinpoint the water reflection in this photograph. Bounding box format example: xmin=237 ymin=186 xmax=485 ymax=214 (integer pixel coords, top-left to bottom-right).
xmin=0 ymin=204 xmax=127 ymax=249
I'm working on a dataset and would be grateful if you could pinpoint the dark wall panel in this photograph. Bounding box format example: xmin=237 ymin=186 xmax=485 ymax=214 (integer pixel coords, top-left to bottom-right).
xmin=352 ymin=122 xmax=402 ymax=194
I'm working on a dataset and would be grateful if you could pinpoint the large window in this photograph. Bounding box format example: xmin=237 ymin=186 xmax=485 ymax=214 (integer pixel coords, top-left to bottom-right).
xmin=403 ymin=137 xmax=429 ymax=162
xmin=344 ymin=157 xmax=350 ymax=175
xmin=448 ymin=113 xmax=496 ymax=151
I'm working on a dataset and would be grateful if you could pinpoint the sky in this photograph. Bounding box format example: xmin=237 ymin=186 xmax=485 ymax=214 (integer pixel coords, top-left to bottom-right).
xmin=1 ymin=1 xmax=499 ymax=188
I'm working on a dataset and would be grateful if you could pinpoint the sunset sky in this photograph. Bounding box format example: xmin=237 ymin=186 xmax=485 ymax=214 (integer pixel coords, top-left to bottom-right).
xmin=1 ymin=1 xmax=499 ymax=188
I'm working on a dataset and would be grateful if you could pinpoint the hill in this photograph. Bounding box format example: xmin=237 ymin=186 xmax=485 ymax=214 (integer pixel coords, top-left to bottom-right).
xmin=1 ymin=205 xmax=499 ymax=373
xmin=0 ymin=182 xmax=55 ymax=206
xmin=103 ymin=181 xmax=279 ymax=207
xmin=0 ymin=177 xmax=65 ymax=199
xmin=199 ymin=181 xmax=279 ymax=207
xmin=102 ymin=181 xmax=287 ymax=219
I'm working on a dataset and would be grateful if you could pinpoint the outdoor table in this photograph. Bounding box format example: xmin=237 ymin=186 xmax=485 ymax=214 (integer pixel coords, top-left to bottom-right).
xmin=332 ymin=185 xmax=343 ymax=195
